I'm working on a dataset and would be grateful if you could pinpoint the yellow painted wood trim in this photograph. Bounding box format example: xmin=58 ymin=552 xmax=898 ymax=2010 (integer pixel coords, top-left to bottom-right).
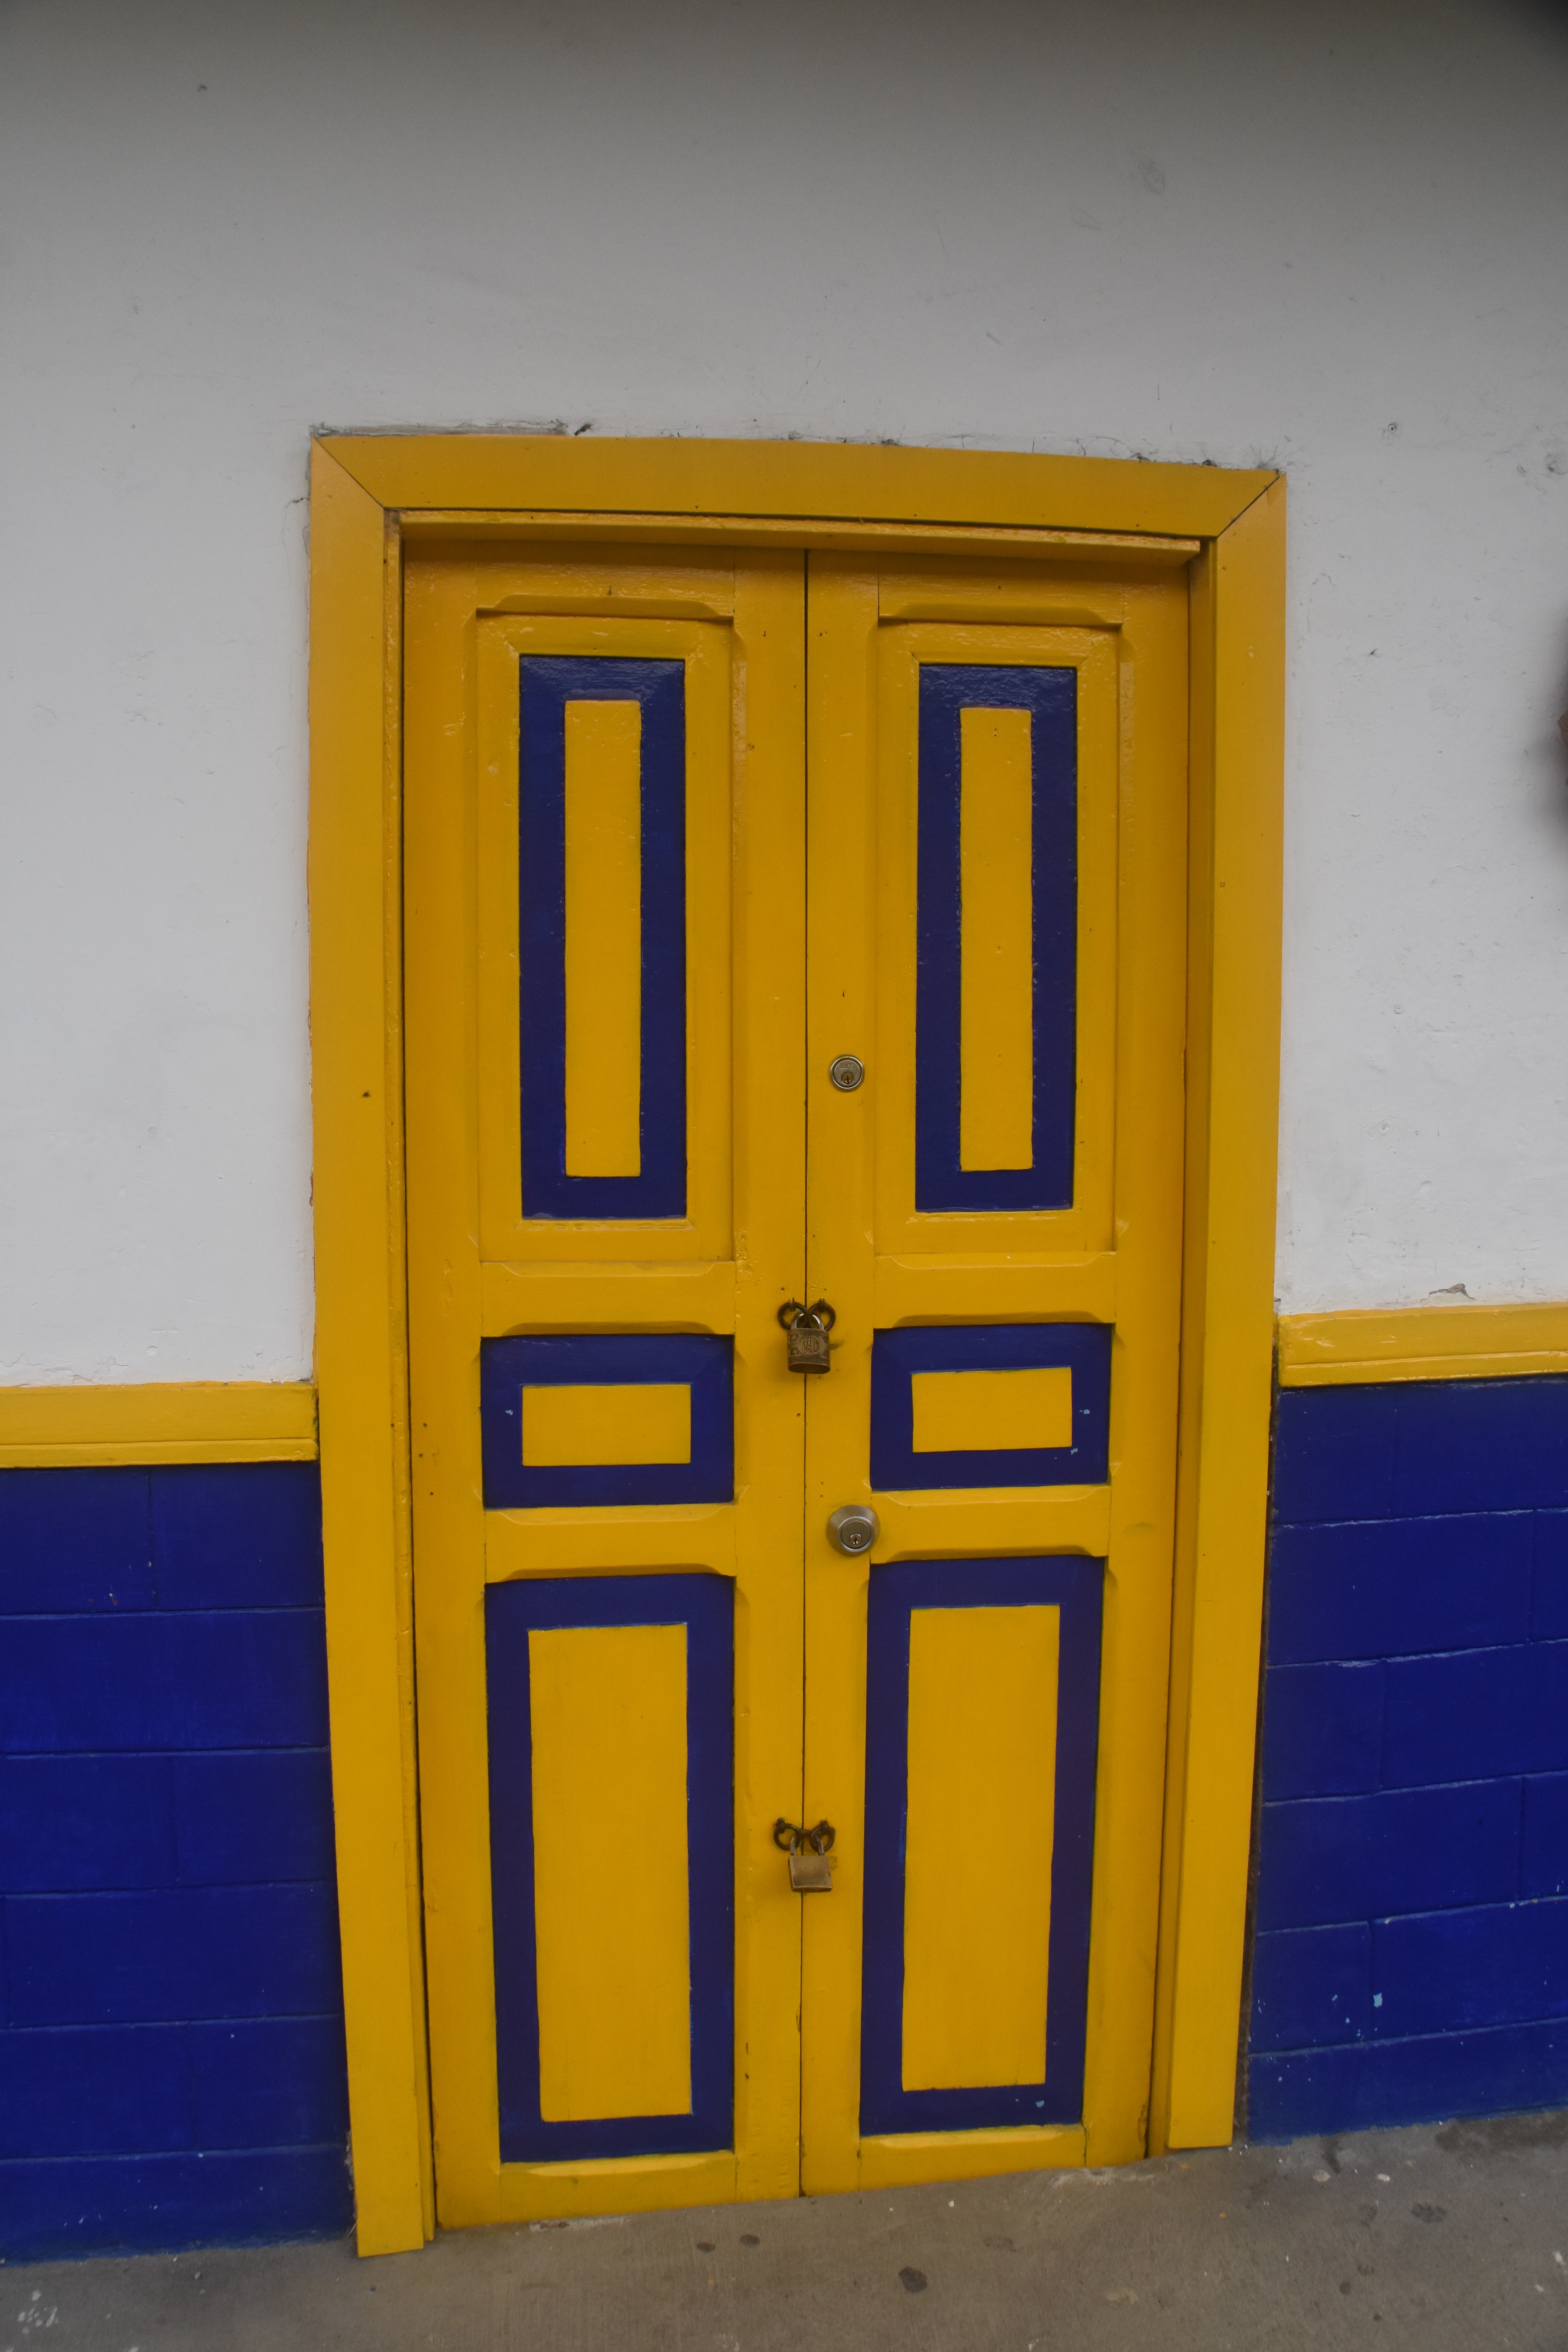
xmin=856 ymin=2124 xmax=1085 ymax=2189
xmin=308 ymin=442 xmax=434 ymax=2253
xmin=320 ymin=435 xmax=1274 ymax=541
xmin=479 ymin=1257 xmax=737 ymax=1334
xmin=873 ymin=1252 xmax=1116 ymax=1326
xmin=1149 ymin=478 xmax=1285 ymax=2155
xmin=1278 ymin=1302 xmax=1568 ymax=1385
xmin=0 ymin=1382 xmax=316 ymax=1465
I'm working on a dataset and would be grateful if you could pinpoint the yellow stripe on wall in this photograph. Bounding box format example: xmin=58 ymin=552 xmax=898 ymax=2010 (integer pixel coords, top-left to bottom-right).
xmin=529 ymin=1621 xmax=693 ymax=2122
xmin=519 ymin=1383 xmax=692 ymax=1468
xmin=0 ymin=1381 xmax=318 ymax=1466
xmin=959 ymin=706 xmax=1034 ymax=1172
xmin=564 ymin=698 xmax=642 ymax=1177
xmin=902 ymin=1604 xmax=1059 ymax=2091
xmin=910 ymin=1366 xmax=1073 ymax=1454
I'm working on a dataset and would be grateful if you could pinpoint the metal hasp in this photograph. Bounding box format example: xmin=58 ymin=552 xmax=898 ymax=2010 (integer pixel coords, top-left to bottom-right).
xmin=775 ymin=1817 xmax=836 ymax=1893
xmin=826 ymin=1503 xmax=879 ymax=1556
xmin=828 ymin=1054 xmax=865 ymax=1091
xmin=779 ymin=1298 xmax=835 ymax=1374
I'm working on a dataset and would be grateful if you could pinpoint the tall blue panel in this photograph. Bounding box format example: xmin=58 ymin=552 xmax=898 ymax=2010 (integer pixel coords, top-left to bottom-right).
xmin=0 ymin=1462 xmax=349 ymax=2261
xmin=486 ymin=1572 xmax=734 ymax=2163
xmin=518 ymin=655 xmax=686 ymax=1220
xmin=1249 ymin=1378 xmax=1568 ymax=2140
xmin=858 ymin=1555 xmax=1101 ymax=2133
xmin=915 ymin=663 xmax=1077 ymax=1213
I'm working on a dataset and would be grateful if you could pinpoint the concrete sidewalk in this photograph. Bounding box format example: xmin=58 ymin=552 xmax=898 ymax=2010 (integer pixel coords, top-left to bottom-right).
xmin=7 ymin=2111 xmax=1568 ymax=2351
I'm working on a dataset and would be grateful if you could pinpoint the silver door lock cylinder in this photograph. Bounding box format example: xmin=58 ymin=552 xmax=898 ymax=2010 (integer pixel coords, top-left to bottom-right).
xmin=827 ymin=1504 xmax=879 ymax=1555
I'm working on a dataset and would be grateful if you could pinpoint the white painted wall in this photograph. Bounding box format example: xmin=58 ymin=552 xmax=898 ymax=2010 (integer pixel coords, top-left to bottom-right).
xmin=4 ymin=0 xmax=1568 ymax=1377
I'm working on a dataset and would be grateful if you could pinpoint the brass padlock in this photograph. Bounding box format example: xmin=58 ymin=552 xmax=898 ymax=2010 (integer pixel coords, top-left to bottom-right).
xmin=778 ymin=1299 xmax=835 ymax=1374
xmin=775 ymin=1817 xmax=836 ymax=1892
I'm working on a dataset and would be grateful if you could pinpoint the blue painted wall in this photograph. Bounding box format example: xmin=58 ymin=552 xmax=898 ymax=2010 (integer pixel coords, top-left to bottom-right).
xmin=1249 ymin=1377 xmax=1568 ymax=2139
xmin=0 ymin=1463 xmax=350 ymax=2260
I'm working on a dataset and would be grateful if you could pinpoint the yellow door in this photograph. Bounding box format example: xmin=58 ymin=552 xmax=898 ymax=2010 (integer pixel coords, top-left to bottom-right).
xmin=402 ymin=535 xmax=1187 ymax=2223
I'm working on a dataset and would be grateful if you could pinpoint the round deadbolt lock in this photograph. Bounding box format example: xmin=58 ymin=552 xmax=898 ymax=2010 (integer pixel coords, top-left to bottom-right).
xmin=828 ymin=1054 xmax=865 ymax=1091
xmin=827 ymin=1504 xmax=880 ymax=1556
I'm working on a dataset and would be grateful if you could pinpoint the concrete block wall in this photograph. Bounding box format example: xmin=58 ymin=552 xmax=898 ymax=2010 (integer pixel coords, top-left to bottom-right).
xmin=1249 ymin=1379 xmax=1568 ymax=2137
xmin=0 ymin=1463 xmax=351 ymax=2260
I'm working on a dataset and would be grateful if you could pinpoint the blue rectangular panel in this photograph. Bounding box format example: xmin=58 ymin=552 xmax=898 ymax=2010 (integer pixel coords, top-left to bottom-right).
xmin=1258 ymin=1661 xmax=1384 ymax=1799
xmin=0 ymin=1612 xmax=328 ymax=1754
xmin=1532 ymin=1510 xmax=1568 ymax=1639
xmin=151 ymin=1463 xmax=325 ymax=1610
xmin=859 ymin=1555 xmax=1101 ymax=2133
xmin=1372 ymin=1898 xmax=1568 ymax=2037
xmin=0 ymin=2024 xmax=194 ymax=2158
xmin=1247 ymin=2018 xmax=1568 ymax=2142
xmin=0 ymin=1466 xmax=154 ymax=1613
xmin=173 ymin=1751 xmax=337 ymax=1886
xmin=1393 ymin=1377 xmax=1568 ymax=1515
xmin=869 ymin=1324 xmax=1110 ymax=1492
xmin=1271 ymin=1386 xmax=1399 ymax=1526
xmin=481 ymin=1333 xmax=733 ymax=1508
xmin=1255 ymin=1783 xmax=1521 ymax=1933
xmin=1523 ymin=1772 xmax=1568 ymax=1897
xmin=1249 ymin=1924 xmax=1373 ymax=2052
xmin=0 ymin=2146 xmax=352 ymax=2263
xmin=486 ymin=1573 xmax=733 ymax=2161
xmin=1382 ymin=1642 xmax=1568 ymax=1786
xmin=1267 ymin=1513 xmax=1533 ymax=1667
xmin=916 ymin=664 xmax=1077 ymax=1212
xmin=0 ymin=1756 xmax=174 ymax=1891
xmin=189 ymin=2017 xmax=350 ymax=2149
xmin=7 ymin=1885 xmax=345 ymax=2025
xmin=519 ymin=656 xmax=686 ymax=1220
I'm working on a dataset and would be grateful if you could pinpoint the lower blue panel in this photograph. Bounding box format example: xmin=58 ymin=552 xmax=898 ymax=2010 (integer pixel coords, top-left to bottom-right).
xmin=1249 ymin=2019 xmax=1568 ymax=2141
xmin=0 ymin=2146 xmax=352 ymax=2263
xmin=486 ymin=1573 xmax=734 ymax=2162
xmin=858 ymin=1555 xmax=1102 ymax=2134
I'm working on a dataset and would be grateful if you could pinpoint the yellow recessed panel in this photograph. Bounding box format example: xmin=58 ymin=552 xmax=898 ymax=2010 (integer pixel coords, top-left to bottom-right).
xmin=529 ymin=1621 xmax=693 ymax=2122
xmin=520 ymin=1383 xmax=691 ymax=1467
xmin=959 ymin=706 xmax=1034 ymax=1172
xmin=910 ymin=1366 xmax=1073 ymax=1454
xmin=564 ymin=698 xmax=642 ymax=1177
xmin=902 ymin=1604 xmax=1059 ymax=2091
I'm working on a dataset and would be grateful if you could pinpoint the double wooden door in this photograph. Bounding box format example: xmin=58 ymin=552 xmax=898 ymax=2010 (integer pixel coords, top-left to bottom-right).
xmin=403 ymin=535 xmax=1188 ymax=2224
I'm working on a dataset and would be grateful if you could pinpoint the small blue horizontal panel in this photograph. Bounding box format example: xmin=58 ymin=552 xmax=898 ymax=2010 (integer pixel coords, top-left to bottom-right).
xmin=0 ymin=1756 xmax=175 ymax=1891
xmin=0 ymin=2024 xmax=194 ymax=2158
xmin=0 ymin=1466 xmax=154 ymax=1613
xmin=915 ymin=664 xmax=1078 ymax=1213
xmin=1372 ymin=1898 xmax=1568 ymax=2038
xmin=150 ymin=1463 xmax=325 ymax=1610
xmin=1393 ymin=1377 xmax=1568 ymax=1516
xmin=0 ymin=1611 xmax=330 ymax=1753
xmin=1255 ymin=1783 xmax=1522 ymax=1933
xmin=519 ymin=656 xmax=686 ymax=1221
xmin=1523 ymin=1773 xmax=1568 ymax=1897
xmin=189 ymin=2018 xmax=350 ymax=2149
xmin=481 ymin=1334 xmax=733 ymax=1508
xmin=869 ymin=1324 xmax=1110 ymax=1492
xmin=859 ymin=1555 xmax=1101 ymax=2134
xmin=1248 ymin=2018 xmax=1568 ymax=2142
xmin=173 ymin=1751 xmax=337 ymax=1886
xmin=1267 ymin=1512 xmax=1533 ymax=1666
xmin=0 ymin=2145 xmax=352 ymax=2264
xmin=1250 ymin=1924 xmax=1373 ymax=2053
xmin=1533 ymin=1511 xmax=1568 ymax=1640
xmin=1272 ymin=1387 xmax=1399 ymax=1526
xmin=1382 ymin=1641 xmax=1568 ymax=1786
xmin=487 ymin=1572 xmax=733 ymax=2162
xmin=7 ymin=1885 xmax=345 ymax=2025
xmin=1258 ymin=1662 xmax=1384 ymax=1800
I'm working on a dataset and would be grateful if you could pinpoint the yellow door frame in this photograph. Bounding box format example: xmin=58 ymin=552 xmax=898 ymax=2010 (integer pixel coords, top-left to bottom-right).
xmin=306 ymin=436 xmax=1285 ymax=2255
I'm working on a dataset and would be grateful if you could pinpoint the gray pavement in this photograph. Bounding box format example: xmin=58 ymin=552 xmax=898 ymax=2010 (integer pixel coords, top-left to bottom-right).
xmin=6 ymin=2112 xmax=1568 ymax=2350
